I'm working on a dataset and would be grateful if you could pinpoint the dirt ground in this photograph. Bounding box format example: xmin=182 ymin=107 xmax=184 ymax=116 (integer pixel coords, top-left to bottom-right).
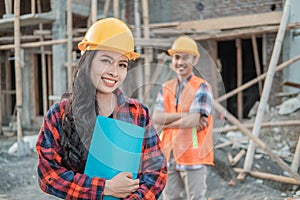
xmin=0 ymin=133 xmax=298 ymax=200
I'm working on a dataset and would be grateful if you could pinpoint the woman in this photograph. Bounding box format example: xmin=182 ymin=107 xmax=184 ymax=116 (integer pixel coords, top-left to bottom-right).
xmin=36 ymin=18 xmax=167 ymax=199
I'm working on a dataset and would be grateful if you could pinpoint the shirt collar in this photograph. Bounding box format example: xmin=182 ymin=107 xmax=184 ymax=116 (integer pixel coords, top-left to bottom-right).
xmin=113 ymin=88 xmax=136 ymax=107
xmin=177 ymin=73 xmax=193 ymax=86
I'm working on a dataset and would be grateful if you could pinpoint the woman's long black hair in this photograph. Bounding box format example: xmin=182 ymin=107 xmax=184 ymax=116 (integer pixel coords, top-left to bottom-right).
xmin=60 ymin=50 xmax=98 ymax=173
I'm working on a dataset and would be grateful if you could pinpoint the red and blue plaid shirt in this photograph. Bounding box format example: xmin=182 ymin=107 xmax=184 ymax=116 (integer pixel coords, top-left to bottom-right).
xmin=36 ymin=89 xmax=167 ymax=199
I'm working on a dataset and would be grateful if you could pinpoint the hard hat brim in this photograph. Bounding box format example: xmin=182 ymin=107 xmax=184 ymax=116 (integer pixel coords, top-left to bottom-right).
xmin=78 ymin=43 xmax=140 ymax=61
xmin=167 ymin=49 xmax=200 ymax=58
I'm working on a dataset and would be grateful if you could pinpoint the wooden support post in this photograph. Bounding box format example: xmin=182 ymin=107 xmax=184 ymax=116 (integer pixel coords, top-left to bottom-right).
xmin=134 ymin=0 xmax=143 ymax=101
xmin=208 ymin=40 xmax=219 ymax=98
xmin=262 ymin=33 xmax=267 ymax=73
xmin=91 ymin=0 xmax=97 ymax=23
xmin=234 ymin=168 xmax=300 ymax=185
xmin=4 ymin=51 xmax=12 ymax=118
xmin=142 ymin=0 xmax=151 ymax=103
xmin=120 ymin=0 xmax=126 ymax=21
xmin=216 ymin=54 xmax=300 ymax=103
xmin=291 ymin=135 xmax=300 ymax=172
xmin=113 ymin=0 xmax=119 ymax=18
xmin=212 ymin=99 xmax=300 ymax=183
xmin=0 ymin=52 xmax=2 ymax=134
xmin=251 ymin=34 xmax=263 ymax=95
xmin=143 ymin=53 xmax=167 ymax=101
xmin=47 ymin=55 xmax=53 ymax=106
xmin=14 ymin=0 xmax=23 ymax=142
xmin=236 ymin=38 xmax=243 ymax=120
xmin=37 ymin=0 xmax=48 ymax=115
xmin=67 ymin=0 xmax=73 ymax=90
xmin=242 ymin=0 xmax=291 ymax=179
xmin=103 ymin=0 xmax=111 ymax=18
xmin=4 ymin=0 xmax=12 ymax=15
xmin=31 ymin=0 xmax=36 ymax=15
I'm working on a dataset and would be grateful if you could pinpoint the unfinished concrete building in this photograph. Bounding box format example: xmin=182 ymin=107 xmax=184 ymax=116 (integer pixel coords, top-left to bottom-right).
xmin=0 ymin=0 xmax=299 ymax=132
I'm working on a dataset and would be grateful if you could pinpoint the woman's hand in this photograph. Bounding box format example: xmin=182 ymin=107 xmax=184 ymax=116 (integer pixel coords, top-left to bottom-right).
xmin=103 ymin=172 xmax=140 ymax=198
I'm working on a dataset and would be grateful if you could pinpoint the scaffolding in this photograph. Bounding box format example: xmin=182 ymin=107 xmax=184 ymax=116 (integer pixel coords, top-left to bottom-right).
xmin=0 ymin=0 xmax=299 ymax=185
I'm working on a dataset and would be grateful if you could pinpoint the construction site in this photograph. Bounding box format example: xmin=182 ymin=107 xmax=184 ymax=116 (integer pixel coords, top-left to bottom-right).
xmin=0 ymin=0 xmax=300 ymax=199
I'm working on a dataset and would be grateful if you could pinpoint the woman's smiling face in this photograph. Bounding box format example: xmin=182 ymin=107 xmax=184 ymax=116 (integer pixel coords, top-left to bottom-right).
xmin=90 ymin=50 xmax=129 ymax=94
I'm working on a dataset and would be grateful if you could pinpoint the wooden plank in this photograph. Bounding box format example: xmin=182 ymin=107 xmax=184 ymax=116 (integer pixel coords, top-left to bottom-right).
xmin=262 ymin=33 xmax=267 ymax=72
xmin=4 ymin=0 xmax=12 ymax=15
xmin=14 ymin=0 xmax=23 ymax=142
xmin=103 ymin=0 xmax=111 ymax=18
xmin=31 ymin=0 xmax=36 ymax=15
xmin=37 ymin=0 xmax=48 ymax=115
xmin=212 ymin=99 xmax=300 ymax=183
xmin=0 ymin=37 xmax=172 ymax=50
xmin=192 ymin=22 xmax=300 ymax=41
xmin=236 ymin=38 xmax=243 ymax=120
xmin=0 ymin=52 xmax=2 ymax=134
xmin=234 ymin=168 xmax=300 ymax=185
xmin=177 ymin=11 xmax=282 ymax=32
xmin=213 ymin=120 xmax=300 ymax=133
xmin=215 ymin=138 xmax=248 ymax=149
xmin=67 ymin=0 xmax=73 ymax=90
xmin=142 ymin=0 xmax=152 ymax=103
xmin=251 ymin=34 xmax=263 ymax=95
xmin=291 ymin=136 xmax=300 ymax=172
xmin=47 ymin=55 xmax=53 ymax=106
xmin=4 ymin=51 xmax=12 ymax=118
xmin=283 ymin=81 xmax=300 ymax=89
xmin=113 ymin=0 xmax=119 ymax=18
xmin=216 ymin=54 xmax=300 ymax=102
xmin=242 ymin=0 xmax=291 ymax=179
xmin=2 ymin=23 xmax=300 ymax=50
xmin=91 ymin=0 xmax=97 ymax=23
xmin=230 ymin=150 xmax=246 ymax=166
xmin=0 ymin=12 xmax=55 ymax=30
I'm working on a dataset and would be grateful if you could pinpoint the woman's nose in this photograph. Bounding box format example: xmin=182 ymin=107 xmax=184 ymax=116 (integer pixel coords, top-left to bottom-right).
xmin=107 ymin=63 xmax=119 ymax=77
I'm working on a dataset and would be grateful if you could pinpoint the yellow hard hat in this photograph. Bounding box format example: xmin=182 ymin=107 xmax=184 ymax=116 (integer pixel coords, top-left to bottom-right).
xmin=78 ymin=18 xmax=140 ymax=60
xmin=167 ymin=36 xmax=200 ymax=58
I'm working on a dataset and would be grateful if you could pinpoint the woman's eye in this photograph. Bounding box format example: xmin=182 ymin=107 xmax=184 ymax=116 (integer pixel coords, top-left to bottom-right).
xmin=101 ymin=59 xmax=111 ymax=65
xmin=119 ymin=63 xmax=128 ymax=68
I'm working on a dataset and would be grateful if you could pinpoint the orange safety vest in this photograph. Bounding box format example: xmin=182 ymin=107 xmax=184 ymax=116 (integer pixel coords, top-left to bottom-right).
xmin=160 ymin=75 xmax=214 ymax=166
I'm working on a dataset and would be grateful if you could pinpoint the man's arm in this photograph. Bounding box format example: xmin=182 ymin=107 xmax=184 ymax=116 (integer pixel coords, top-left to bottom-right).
xmin=162 ymin=112 xmax=201 ymax=129
xmin=152 ymin=109 xmax=187 ymax=126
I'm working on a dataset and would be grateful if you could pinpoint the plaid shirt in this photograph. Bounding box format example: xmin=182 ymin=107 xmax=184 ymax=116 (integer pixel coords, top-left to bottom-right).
xmin=155 ymin=74 xmax=212 ymax=170
xmin=155 ymin=74 xmax=212 ymax=117
xmin=36 ymin=89 xmax=167 ymax=200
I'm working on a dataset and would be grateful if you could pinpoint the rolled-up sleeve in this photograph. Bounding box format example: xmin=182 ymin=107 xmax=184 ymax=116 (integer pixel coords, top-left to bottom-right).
xmin=189 ymin=83 xmax=213 ymax=117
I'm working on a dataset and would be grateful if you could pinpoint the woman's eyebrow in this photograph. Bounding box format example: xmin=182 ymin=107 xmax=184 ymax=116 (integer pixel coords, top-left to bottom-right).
xmin=101 ymin=55 xmax=128 ymax=63
xmin=100 ymin=55 xmax=114 ymax=60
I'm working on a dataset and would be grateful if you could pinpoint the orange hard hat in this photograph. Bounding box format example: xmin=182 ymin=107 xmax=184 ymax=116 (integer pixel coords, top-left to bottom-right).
xmin=167 ymin=36 xmax=200 ymax=58
xmin=78 ymin=18 xmax=140 ymax=60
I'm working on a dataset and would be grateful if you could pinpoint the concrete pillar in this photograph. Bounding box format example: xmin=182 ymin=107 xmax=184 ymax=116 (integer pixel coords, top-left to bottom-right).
xmin=22 ymin=50 xmax=32 ymax=128
xmin=51 ymin=0 xmax=67 ymax=97
xmin=283 ymin=0 xmax=300 ymax=93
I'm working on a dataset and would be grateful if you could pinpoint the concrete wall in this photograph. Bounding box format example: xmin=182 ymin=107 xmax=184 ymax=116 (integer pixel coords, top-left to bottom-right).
xmin=148 ymin=0 xmax=283 ymax=23
xmin=283 ymin=0 xmax=300 ymax=93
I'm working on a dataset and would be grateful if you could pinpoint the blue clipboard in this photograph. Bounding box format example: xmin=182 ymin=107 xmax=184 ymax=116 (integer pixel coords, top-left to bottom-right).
xmin=84 ymin=116 xmax=145 ymax=200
